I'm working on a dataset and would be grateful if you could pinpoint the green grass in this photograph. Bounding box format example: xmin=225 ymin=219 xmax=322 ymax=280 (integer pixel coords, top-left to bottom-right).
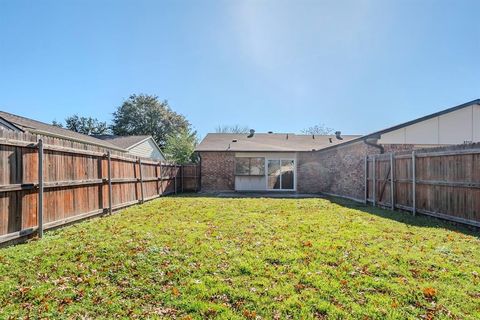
xmin=1 ymin=196 xmax=479 ymax=319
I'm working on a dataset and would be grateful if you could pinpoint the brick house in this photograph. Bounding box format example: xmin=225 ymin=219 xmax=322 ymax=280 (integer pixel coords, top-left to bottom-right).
xmin=196 ymin=132 xmax=360 ymax=192
xmin=196 ymin=99 xmax=480 ymax=200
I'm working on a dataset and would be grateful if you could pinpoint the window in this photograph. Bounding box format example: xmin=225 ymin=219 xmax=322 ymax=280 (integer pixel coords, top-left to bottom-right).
xmin=280 ymin=160 xmax=294 ymax=189
xmin=235 ymin=158 xmax=250 ymax=175
xmin=267 ymin=159 xmax=295 ymax=190
xmin=235 ymin=157 xmax=265 ymax=176
xmin=267 ymin=160 xmax=281 ymax=189
xmin=250 ymin=157 xmax=264 ymax=175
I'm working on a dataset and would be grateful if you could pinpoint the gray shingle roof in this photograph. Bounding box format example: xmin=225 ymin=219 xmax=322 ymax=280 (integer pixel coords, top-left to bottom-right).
xmin=0 ymin=111 xmax=125 ymax=151
xmin=93 ymin=135 xmax=151 ymax=149
xmin=195 ymin=133 xmax=361 ymax=152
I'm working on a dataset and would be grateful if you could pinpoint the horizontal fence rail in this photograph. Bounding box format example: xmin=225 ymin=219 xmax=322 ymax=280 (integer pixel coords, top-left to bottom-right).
xmin=365 ymin=145 xmax=480 ymax=227
xmin=0 ymin=129 xmax=199 ymax=245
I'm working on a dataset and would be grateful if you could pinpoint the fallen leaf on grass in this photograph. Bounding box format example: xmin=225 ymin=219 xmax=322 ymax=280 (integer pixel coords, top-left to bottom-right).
xmin=19 ymin=287 xmax=31 ymax=296
xmin=172 ymin=287 xmax=180 ymax=296
xmin=294 ymin=283 xmax=306 ymax=292
xmin=152 ymin=306 xmax=178 ymax=316
xmin=423 ymin=287 xmax=437 ymax=300
xmin=303 ymin=241 xmax=313 ymax=247
xmin=242 ymin=309 xmax=257 ymax=319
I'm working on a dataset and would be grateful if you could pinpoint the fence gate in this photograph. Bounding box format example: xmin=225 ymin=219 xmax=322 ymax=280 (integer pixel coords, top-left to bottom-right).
xmin=365 ymin=153 xmax=395 ymax=210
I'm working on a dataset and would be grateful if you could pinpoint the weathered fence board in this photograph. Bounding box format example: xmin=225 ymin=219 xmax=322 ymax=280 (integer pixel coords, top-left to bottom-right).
xmin=366 ymin=144 xmax=480 ymax=227
xmin=0 ymin=129 xmax=199 ymax=244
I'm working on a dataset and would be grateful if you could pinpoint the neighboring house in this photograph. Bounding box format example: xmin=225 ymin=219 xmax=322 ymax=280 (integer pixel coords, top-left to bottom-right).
xmin=0 ymin=111 xmax=125 ymax=152
xmin=195 ymin=132 xmax=361 ymax=192
xmin=196 ymin=99 xmax=480 ymax=196
xmin=0 ymin=111 xmax=165 ymax=161
xmin=94 ymin=135 xmax=165 ymax=160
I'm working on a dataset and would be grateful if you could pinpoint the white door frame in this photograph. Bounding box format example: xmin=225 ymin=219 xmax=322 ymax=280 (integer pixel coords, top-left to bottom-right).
xmin=265 ymin=158 xmax=296 ymax=191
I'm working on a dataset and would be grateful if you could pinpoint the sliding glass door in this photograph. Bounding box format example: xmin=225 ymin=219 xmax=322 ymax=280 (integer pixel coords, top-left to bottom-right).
xmin=267 ymin=159 xmax=295 ymax=190
xmin=267 ymin=160 xmax=281 ymax=189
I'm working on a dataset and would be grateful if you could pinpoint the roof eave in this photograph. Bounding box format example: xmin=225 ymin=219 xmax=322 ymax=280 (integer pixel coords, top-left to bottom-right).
xmin=196 ymin=149 xmax=322 ymax=152
xmin=310 ymin=99 xmax=480 ymax=153
xmin=0 ymin=116 xmax=24 ymax=132
xmin=28 ymin=128 xmax=127 ymax=152
xmin=125 ymin=136 xmax=153 ymax=150
xmin=364 ymin=98 xmax=480 ymax=140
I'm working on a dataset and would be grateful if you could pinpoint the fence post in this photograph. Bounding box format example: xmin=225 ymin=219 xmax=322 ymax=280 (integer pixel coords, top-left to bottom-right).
xmin=174 ymin=165 xmax=178 ymax=195
xmin=181 ymin=165 xmax=184 ymax=193
xmin=195 ymin=164 xmax=198 ymax=192
xmin=107 ymin=151 xmax=113 ymax=215
xmin=364 ymin=156 xmax=368 ymax=204
xmin=139 ymin=158 xmax=144 ymax=203
xmin=159 ymin=162 xmax=164 ymax=196
xmin=412 ymin=150 xmax=416 ymax=216
xmin=390 ymin=153 xmax=395 ymax=210
xmin=155 ymin=161 xmax=160 ymax=196
xmin=37 ymin=139 xmax=44 ymax=238
xmin=372 ymin=155 xmax=376 ymax=207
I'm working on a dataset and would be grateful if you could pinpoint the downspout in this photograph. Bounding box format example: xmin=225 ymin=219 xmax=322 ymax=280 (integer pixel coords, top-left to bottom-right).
xmin=364 ymin=135 xmax=384 ymax=154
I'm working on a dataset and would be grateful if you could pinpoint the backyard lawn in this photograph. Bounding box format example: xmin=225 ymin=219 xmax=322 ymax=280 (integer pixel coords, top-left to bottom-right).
xmin=0 ymin=196 xmax=479 ymax=319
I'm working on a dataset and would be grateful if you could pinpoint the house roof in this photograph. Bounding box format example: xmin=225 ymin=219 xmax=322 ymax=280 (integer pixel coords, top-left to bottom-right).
xmin=195 ymin=133 xmax=361 ymax=152
xmin=93 ymin=135 xmax=166 ymax=159
xmin=0 ymin=111 xmax=125 ymax=151
xmin=93 ymin=135 xmax=151 ymax=149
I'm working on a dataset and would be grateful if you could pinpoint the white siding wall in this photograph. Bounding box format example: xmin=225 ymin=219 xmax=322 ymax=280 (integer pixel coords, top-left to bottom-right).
xmin=378 ymin=104 xmax=480 ymax=145
xmin=474 ymin=104 xmax=480 ymax=142
xmin=235 ymin=176 xmax=266 ymax=191
xmin=128 ymin=139 xmax=165 ymax=160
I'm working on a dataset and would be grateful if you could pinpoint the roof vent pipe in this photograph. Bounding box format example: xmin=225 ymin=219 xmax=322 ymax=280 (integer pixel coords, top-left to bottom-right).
xmin=335 ymin=131 xmax=343 ymax=140
xmin=247 ymin=129 xmax=255 ymax=138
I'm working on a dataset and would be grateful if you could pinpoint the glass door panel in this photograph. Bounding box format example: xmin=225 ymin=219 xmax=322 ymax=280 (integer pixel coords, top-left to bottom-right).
xmin=281 ymin=160 xmax=294 ymax=189
xmin=267 ymin=160 xmax=281 ymax=189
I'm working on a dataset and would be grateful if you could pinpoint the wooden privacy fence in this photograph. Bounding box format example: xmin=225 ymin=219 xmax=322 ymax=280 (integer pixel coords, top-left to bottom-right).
xmin=365 ymin=145 xmax=480 ymax=227
xmin=0 ymin=130 xmax=199 ymax=244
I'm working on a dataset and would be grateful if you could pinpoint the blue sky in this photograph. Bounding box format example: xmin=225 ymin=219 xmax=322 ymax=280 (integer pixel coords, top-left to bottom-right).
xmin=1 ymin=0 xmax=479 ymax=139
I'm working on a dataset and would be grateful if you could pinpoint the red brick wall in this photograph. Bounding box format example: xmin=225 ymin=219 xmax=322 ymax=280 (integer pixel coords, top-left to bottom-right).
xmin=199 ymin=152 xmax=235 ymax=191
xmin=199 ymin=144 xmax=416 ymax=196
xmin=297 ymin=141 xmax=415 ymax=201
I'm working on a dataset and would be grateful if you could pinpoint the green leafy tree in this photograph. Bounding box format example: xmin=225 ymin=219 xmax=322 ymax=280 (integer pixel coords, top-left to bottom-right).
xmin=111 ymin=94 xmax=191 ymax=148
xmin=52 ymin=115 xmax=109 ymax=135
xmin=163 ymin=128 xmax=198 ymax=164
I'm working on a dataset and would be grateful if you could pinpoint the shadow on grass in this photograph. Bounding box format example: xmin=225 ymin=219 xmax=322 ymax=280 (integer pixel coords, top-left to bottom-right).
xmin=325 ymin=196 xmax=480 ymax=238
xmin=173 ymin=192 xmax=480 ymax=237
